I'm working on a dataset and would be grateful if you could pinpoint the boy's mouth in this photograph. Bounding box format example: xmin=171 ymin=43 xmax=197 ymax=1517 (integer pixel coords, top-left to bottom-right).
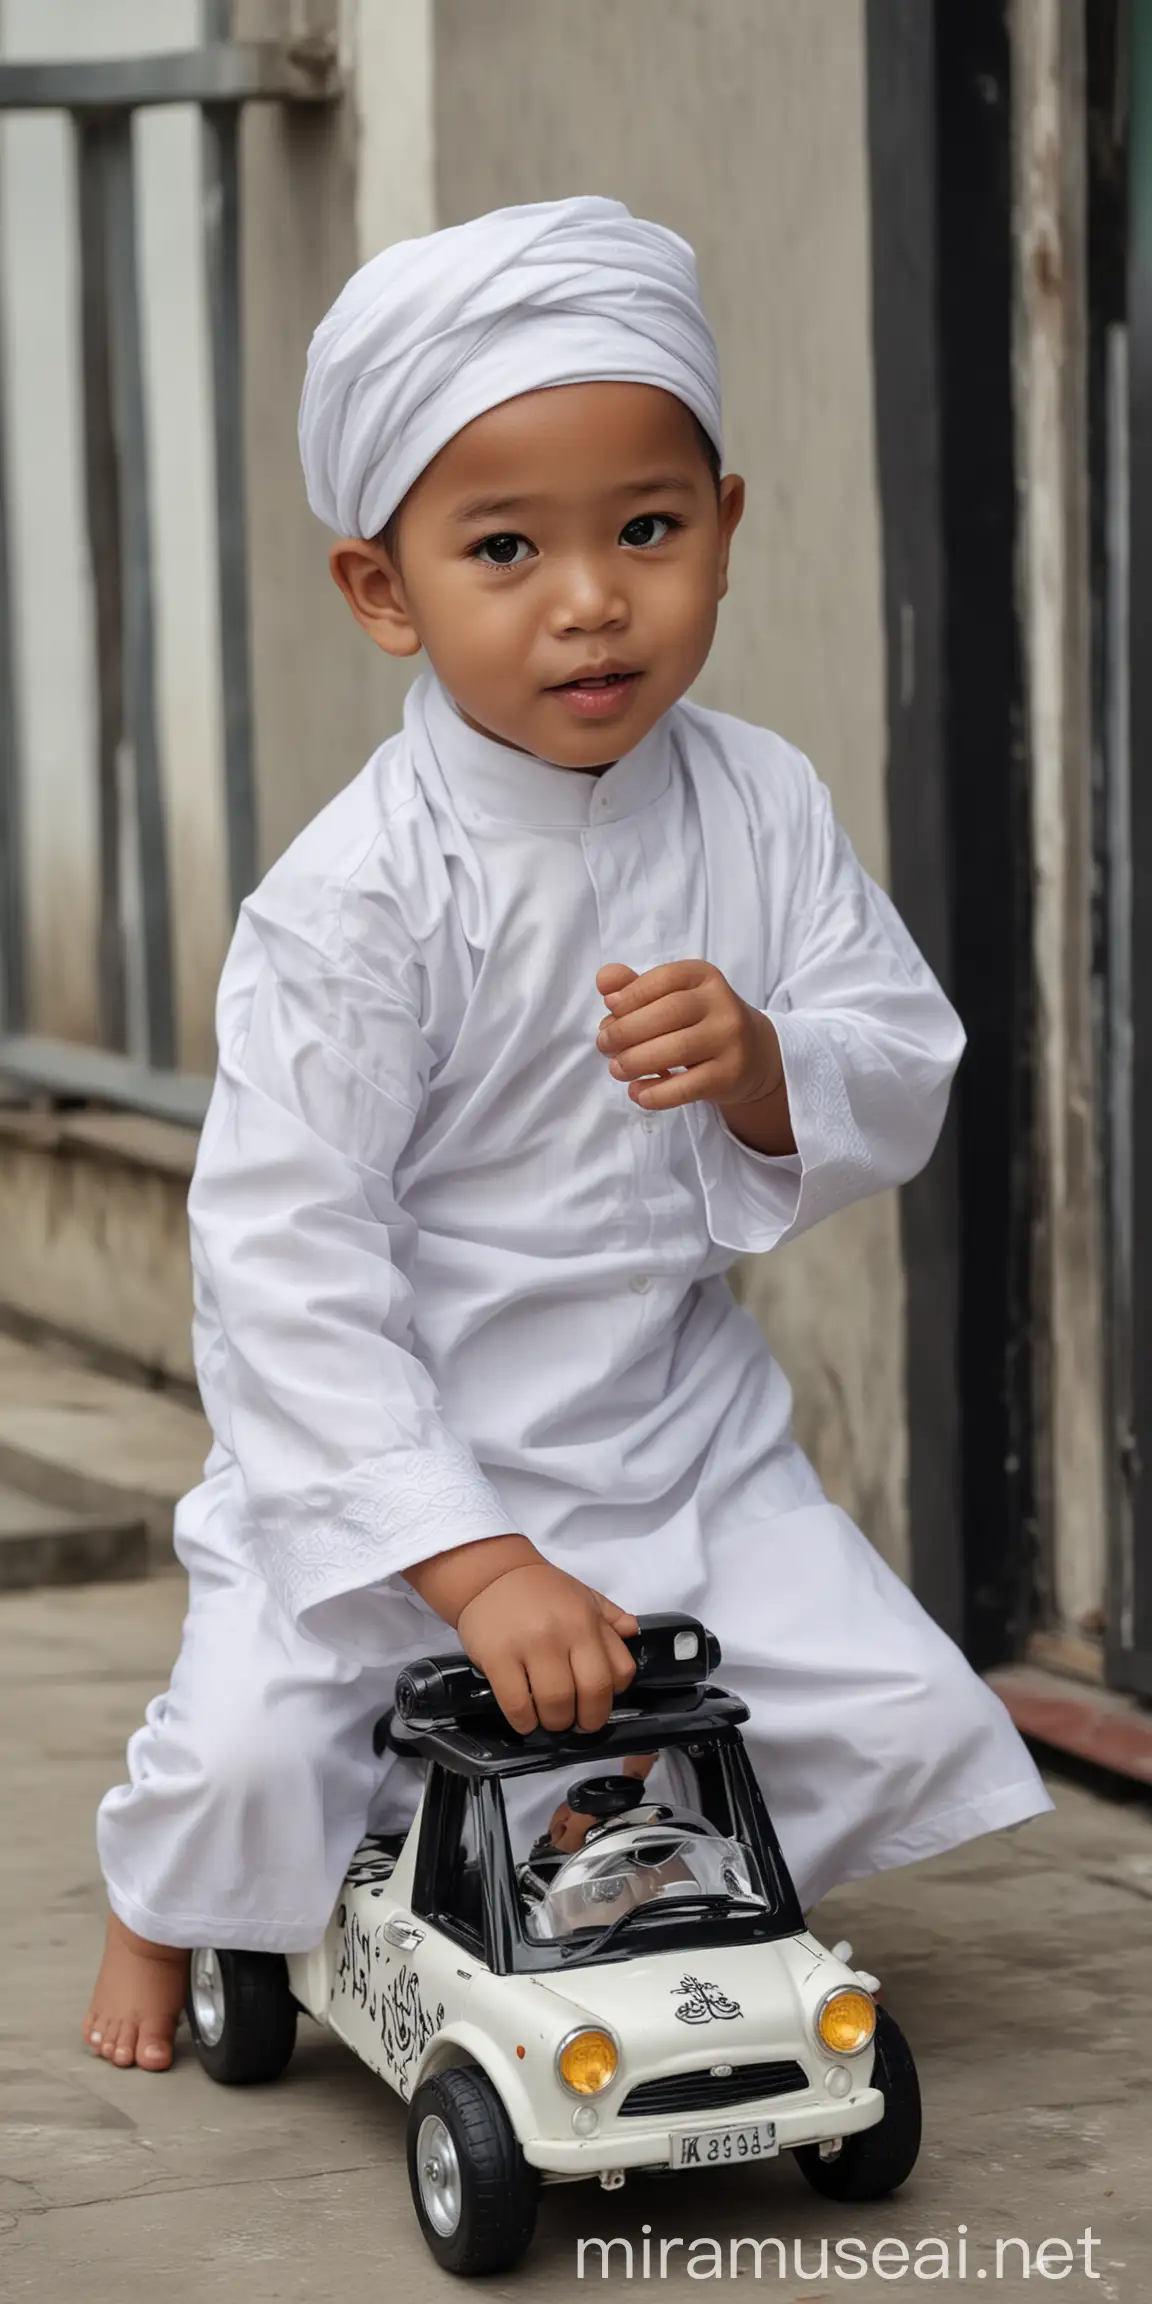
xmin=547 ymin=668 xmax=641 ymax=719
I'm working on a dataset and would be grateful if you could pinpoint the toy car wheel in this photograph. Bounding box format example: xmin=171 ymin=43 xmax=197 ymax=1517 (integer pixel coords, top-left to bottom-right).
xmin=407 ymin=2066 xmax=538 ymax=2276
xmin=795 ymin=2005 xmax=921 ymax=2201
xmin=185 ymin=1946 xmax=297 ymax=2085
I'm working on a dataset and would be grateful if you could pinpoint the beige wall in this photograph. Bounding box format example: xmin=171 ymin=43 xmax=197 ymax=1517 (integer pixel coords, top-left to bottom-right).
xmin=430 ymin=0 xmax=906 ymax=1571
xmin=234 ymin=0 xmax=379 ymax=872
xmin=237 ymin=0 xmax=436 ymax=870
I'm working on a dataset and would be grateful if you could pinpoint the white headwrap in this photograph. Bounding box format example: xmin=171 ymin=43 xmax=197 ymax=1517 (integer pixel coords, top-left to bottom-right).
xmin=298 ymin=196 xmax=723 ymax=538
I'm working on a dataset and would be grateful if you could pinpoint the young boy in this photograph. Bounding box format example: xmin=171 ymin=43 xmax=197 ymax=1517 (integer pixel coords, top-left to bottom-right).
xmin=85 ymin=196 xmax=1050 ymax=2072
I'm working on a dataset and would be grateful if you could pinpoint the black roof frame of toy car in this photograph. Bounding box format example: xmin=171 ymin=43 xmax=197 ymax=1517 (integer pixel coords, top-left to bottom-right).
xmin=381 ymin=1683 xmax=751 ymax=1777
xmin=404 ymin=1710 xmax=807 ymax=1975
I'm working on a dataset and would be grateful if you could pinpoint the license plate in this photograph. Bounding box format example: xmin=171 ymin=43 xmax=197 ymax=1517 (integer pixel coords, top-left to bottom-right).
xmin=671 ymin=2121 xmax=778 ymax=2169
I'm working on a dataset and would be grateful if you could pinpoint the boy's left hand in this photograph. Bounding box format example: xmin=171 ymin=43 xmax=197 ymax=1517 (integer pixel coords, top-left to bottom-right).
xmin=595 ymin=960 xmax=783 ymax=1116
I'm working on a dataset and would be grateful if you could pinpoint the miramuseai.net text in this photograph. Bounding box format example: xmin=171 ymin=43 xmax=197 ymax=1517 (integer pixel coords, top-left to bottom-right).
xmin=574 ymin=2223 xmax=1107 ymax=2283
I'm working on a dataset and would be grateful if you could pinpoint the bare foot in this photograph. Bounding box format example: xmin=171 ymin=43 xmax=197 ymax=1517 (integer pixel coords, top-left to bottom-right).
xmin=82 ymin=1911 xmax=189 ymax=2071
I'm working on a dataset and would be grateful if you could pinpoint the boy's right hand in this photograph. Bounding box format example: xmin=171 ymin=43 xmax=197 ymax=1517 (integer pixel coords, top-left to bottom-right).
xmin=456 ymin=1562 xmax=638 ymax=1735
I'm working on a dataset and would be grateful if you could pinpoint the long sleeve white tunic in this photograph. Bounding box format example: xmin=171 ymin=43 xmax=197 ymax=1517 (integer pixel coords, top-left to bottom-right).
xmin=184 ymin=672 xmax=963 ymax=1661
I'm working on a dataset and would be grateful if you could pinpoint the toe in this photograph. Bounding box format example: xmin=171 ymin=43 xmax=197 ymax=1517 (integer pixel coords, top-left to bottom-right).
xmin=138 ymin=2030 xmax=175 ymax=2072
xmin=82 ymin=2009 xmax=100 ymax=2048
xmin=113 ymin=2019 xmax=139 ymax=2068
xmin=99 ymin=2015 xmax=123 ymax=2062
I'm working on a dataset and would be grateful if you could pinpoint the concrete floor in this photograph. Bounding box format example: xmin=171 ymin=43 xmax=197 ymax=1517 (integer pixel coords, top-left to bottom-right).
xmin=1 ymin=1576 xmax=1149 ymax=2302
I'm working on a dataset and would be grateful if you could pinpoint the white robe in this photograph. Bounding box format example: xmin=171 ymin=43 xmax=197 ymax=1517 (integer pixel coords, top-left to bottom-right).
xmin=98 ymin=673 xmax=1050 ymax=1948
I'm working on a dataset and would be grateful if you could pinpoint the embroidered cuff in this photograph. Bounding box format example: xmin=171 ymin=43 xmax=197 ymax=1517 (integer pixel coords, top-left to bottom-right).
xmin=684 ymin=1009 xmax=875 ymax=1254
xmin=255 ymin=1426 xmax=514 ymax=1661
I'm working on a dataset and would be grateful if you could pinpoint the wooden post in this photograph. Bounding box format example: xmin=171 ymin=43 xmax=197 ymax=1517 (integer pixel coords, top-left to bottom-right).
xmin=1011 ymin=0 xmax=1109 ymax=1646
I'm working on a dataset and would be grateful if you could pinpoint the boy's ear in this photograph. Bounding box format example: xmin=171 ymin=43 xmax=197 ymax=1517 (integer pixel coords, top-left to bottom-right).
xmin=716 ymin=473 xmax=745 ymax=602
xmin=329 ymin=538 xmax=422 ymax=659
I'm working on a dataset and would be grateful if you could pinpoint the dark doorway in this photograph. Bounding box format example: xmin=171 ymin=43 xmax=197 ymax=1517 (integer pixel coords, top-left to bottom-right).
xmin=867 ymin=0 xmax=1035 ymax=1670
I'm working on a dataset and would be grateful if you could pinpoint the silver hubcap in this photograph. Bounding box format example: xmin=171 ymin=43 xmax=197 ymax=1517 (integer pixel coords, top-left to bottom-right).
xmin=417 ymin=2114 xmax=462 ymax=2237
xmin=190 ymin=1948 xmax=226 ymax=2047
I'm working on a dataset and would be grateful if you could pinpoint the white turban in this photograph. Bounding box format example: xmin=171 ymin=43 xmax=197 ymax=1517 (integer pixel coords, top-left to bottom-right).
xmin=298 ymin=196 xmax=723 ymax=538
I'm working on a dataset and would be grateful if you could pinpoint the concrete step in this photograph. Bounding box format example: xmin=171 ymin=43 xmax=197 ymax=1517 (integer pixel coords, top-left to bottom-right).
xmin=0 ymin=1482 xmax=147 ymax=1591
xmin=988 ymin=1661 xmax=1152 ymax=1788
xmin=0 ymin=1335 xmax=208 ymax=1569
xmin=0 ymin=1103 xmax=197 ymax=1385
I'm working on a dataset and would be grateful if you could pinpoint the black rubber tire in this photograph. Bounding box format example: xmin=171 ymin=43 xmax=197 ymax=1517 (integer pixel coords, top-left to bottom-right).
xmin=407 ymin=2065 xmax=539 ymax=2276
xmin=795 ymin=2005 xmax=922 ymax=2202
xmin=184 ymin=1949 xmax=297 ymax=2086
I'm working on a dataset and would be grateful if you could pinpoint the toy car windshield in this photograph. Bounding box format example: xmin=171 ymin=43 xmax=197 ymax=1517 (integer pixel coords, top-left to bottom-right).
xmin=523 ymin=1819 xmax=769 ymax=1943
xmin=378 ymin=1612 xmax=807 ymax=1972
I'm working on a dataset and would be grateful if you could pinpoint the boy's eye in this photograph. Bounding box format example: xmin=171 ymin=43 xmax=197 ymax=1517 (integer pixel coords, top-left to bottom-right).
xmin=472 ymin=532 xmax=534 ymax=567
xmin=619 ymin=513 xmax=678 ymax=549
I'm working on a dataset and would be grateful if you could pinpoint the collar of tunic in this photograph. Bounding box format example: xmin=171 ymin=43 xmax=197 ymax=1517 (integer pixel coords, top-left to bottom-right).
xmin=422 ymin=673 xmax=673 ymax=830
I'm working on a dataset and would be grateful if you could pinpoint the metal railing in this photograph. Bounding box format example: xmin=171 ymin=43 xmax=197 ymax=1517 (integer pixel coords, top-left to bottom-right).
xmin=0 ymin=14 xmax=340 ymax=1127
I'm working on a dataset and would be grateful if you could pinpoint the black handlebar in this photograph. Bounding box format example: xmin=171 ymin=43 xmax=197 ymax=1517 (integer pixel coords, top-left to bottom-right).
xmin=390 ymin=1611 xmax=721 ymax=1734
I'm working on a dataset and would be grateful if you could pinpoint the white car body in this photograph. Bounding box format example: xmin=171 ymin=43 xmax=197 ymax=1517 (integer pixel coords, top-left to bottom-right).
xmin=286 ymin=1801 xmax=885 ymax=2181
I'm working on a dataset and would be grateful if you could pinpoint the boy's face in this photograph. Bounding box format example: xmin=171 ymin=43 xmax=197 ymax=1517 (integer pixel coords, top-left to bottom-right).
xmin=331 ymin=382 xmax=744 ymax=768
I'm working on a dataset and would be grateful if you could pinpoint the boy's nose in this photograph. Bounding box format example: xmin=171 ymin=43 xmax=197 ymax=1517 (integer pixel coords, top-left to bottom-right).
xmin=549 ymin=558 xmax=629 ymax=634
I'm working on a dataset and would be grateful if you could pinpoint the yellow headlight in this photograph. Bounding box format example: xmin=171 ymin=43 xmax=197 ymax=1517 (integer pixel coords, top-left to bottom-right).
xmin=816 ymin=1988 xmax=876 ymax=2056
xmin=558 ymin=2029 xmax=619 ymax=2095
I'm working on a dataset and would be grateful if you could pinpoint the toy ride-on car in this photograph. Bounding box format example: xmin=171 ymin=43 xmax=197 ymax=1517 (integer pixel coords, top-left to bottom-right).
xmin=185 ymin=1613 xmax=921 ymax=2276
